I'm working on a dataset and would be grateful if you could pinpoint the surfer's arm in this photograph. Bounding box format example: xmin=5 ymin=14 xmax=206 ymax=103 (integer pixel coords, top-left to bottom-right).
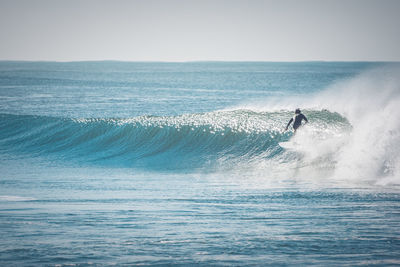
xmin=303 ymin=114 xmax=308 ymax=123
xmin=285 ymin=118 xmax=293 ymax=130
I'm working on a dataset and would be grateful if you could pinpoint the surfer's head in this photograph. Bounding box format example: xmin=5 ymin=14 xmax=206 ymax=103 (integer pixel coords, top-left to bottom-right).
xmin=295 ymin=108 xmax=301 ymax=114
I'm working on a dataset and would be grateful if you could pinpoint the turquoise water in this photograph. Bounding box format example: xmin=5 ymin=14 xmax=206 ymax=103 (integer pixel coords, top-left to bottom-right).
xmin=1 ymin=61 xmax=400 ymax=266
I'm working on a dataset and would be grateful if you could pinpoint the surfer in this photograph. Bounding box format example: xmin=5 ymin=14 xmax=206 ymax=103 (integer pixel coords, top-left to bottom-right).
xmin=285 ymin=108 xmax=308 ymax=133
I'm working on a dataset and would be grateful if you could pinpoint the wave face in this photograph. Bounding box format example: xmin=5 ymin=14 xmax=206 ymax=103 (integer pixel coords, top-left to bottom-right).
xmin=0 ymin=110 xmax=349 ymax=171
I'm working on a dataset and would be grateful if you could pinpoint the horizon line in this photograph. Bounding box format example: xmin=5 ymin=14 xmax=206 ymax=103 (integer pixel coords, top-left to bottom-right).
xmin=1 ymin=59 xmax=399 ymax=64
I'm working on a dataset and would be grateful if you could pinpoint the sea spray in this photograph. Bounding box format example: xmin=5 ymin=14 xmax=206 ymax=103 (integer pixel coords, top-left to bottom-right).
xmin=310 ymin=66 xmax=400 ymax=184
xmin=228 ymin=66 xmax=400 ymax=185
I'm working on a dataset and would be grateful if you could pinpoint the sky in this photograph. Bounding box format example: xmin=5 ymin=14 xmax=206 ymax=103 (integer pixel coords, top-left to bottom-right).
xmin=0 ymin=0 xmax=399 ymax=62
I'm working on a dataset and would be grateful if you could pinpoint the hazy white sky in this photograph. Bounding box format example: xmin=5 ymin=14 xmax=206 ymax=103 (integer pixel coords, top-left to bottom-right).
xmin=0 ymin=0 xmax=399 ymax=62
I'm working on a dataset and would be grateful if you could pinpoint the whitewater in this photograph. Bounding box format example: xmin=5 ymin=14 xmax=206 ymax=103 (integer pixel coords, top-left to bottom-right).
xmin=0 ymin=61 xmax=399 ymax=266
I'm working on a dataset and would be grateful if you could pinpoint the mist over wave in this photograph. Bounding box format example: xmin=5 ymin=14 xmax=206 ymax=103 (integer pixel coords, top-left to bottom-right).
xmin=235 ymin=66 xmax=400 ymax=185
xmin=310 ymin=66 xmax=400 ymax=185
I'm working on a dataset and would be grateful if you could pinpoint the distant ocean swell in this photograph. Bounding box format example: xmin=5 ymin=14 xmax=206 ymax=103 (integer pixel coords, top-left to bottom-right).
xmin=0 ymin=110 xmax=349 ymax=170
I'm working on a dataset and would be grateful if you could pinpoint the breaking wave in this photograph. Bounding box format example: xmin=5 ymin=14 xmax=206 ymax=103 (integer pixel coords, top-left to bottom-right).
xmin=0 ymin=110 xmax=348 ymax=170
xmin=1 ymin=66 xmax=399 ymax=186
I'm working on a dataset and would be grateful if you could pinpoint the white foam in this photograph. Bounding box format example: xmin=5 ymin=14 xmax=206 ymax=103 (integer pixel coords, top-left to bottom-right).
xmin=278 ymin=66 xmax=400 ymax=185
xmin=235 ymin=65 xmax=400 ymax=186
xmin=312 ymin=66 xmax=400 ymax=184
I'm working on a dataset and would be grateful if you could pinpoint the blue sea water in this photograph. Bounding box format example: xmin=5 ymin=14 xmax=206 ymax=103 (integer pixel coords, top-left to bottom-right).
xmin=1 ymin=61 xmax=400 ymax=266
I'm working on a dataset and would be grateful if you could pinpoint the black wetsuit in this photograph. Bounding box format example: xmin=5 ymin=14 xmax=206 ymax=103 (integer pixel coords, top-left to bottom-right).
xmin=287 ymin=113 xmax=308 ymax=131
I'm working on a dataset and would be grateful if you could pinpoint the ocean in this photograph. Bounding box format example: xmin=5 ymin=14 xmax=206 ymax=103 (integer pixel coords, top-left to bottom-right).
xmin=0 ymin=61 xmax=399 ymax=266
